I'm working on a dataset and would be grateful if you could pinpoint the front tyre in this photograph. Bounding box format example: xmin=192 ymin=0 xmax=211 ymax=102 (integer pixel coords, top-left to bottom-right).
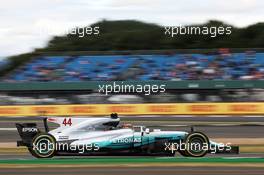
xmin=181 ymin=132 xmax=209 ymax=157
xmin=29 ymin=133 xmax=56 ymax=158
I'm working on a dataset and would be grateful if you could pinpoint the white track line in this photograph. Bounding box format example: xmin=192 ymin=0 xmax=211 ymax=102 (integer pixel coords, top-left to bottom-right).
xmin=0 ymin=128 xmax=17 ymax=131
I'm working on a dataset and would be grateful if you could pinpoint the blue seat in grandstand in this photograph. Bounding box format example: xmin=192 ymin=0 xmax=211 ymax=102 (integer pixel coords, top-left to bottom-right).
xmin=5 ymin=52 xmax=264 ymax=81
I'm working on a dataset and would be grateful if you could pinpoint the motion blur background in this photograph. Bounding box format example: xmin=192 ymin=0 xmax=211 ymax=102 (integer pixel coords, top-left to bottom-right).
xmin=0 ymin=48 xmax=264 ymax=105
xmin=0 ymin=1 xmax=264 ymax=174
xmin=0 ymin=21 xmax=264 ymax=150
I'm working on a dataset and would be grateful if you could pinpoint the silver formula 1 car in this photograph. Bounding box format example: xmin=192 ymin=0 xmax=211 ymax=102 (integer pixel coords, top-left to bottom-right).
xmin=16 ymin=114 xmax=239 ymax=158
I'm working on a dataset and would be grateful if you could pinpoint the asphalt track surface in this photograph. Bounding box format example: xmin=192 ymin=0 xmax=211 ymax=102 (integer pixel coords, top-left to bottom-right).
xmin=1 ymin=166 xmax=264 ymax=175
xmin=1 ymin=115 xmax=264 ymax=175
xmin=1 ymin=157 xmax=264 ymax=175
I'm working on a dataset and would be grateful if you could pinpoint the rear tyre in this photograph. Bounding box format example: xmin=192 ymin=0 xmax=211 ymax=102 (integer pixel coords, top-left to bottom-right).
xmin=180 ymin=132 xmax=209 ymax=157
xmin=29 ymin=133 xmax=56 ymax=158
xmin=178 ymin=149 xmax=189 ymax=157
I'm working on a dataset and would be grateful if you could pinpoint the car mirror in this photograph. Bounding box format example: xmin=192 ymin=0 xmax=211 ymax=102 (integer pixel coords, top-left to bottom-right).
xmin=145 ymin=128 xmax=150 ymax=134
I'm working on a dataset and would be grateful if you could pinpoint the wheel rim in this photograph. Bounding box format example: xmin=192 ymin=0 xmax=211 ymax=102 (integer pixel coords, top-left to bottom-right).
xmin=186 ymin=133 xmax=208 ymax=157
xmin=32 ymin=135 xmax=55 ymax=158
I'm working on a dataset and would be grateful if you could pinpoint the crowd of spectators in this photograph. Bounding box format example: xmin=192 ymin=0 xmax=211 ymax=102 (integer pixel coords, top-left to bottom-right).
xmin=4 ymin=49 xmax=264 ymax=82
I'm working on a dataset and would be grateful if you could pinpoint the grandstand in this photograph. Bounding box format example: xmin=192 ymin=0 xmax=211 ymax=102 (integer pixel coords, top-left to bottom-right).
xmin=1 ymin=50 xmax=264 ymax=105
xmin=3 ymin=51 xmax=264 ymax=82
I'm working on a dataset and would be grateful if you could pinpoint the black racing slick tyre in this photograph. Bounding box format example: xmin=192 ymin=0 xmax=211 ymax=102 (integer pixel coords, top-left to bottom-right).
xmin=180 ymin=132 xmax=209 ymax=157
xmin=29 ymin=133 xmax=56 ymax=158
xmin=178 ymin=149 xmax=189 ymax=157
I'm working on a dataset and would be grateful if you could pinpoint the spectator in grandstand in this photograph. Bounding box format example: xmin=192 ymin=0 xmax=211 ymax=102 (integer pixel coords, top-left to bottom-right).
xmin=3 ymin=50 xmax=264 ymax=82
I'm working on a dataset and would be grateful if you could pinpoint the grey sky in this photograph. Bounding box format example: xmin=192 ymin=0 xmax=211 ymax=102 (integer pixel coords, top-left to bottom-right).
xmin=0 ymin=0 xmax=263 ymax=57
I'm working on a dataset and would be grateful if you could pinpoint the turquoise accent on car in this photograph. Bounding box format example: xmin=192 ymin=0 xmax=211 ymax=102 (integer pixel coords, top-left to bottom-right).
xmin=91 ymin=132 xmax=186 ymax=150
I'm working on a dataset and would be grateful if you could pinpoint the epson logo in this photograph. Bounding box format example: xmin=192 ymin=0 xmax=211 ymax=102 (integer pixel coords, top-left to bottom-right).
xmin=22 ymin=128 xmax=38 ymax=132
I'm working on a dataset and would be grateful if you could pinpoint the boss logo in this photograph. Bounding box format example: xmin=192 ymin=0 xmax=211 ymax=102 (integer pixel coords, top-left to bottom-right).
xmin=22 ymin=128 xmax=38 ymax=132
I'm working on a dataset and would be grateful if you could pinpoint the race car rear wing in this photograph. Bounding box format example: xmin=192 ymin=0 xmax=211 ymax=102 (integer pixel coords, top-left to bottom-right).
xmin=15 ymin=118 xmax=48 ymax=147
xmin=16 ymin=122 xmax=39 ymax=147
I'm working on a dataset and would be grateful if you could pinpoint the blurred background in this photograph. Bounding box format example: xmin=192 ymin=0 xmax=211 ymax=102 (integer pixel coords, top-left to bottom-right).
xmin=0 ymin=1 xmax=264 ymax=170
xmin=0 ymin=47 xmax=264 ymax=105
